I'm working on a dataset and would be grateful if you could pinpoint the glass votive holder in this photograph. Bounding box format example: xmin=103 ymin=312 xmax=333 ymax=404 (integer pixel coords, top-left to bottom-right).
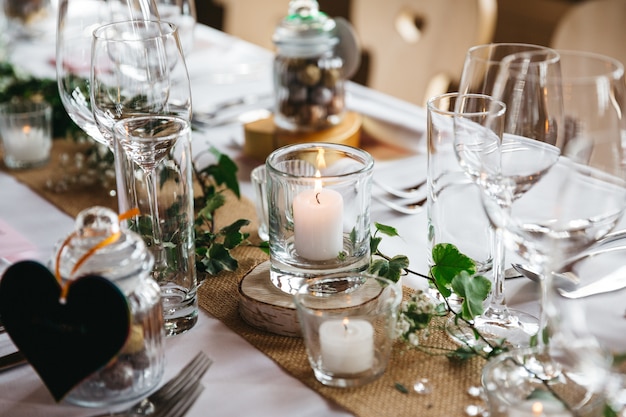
xmin=293 ymin=272 xmax=401 ymax=388
xmin=251 ymin=164 xmax=269 ymax=241
xmin=0 ymin=100 xmax=52 ymax=169
xmin=266 ymin=142 xmax=374 ymax=294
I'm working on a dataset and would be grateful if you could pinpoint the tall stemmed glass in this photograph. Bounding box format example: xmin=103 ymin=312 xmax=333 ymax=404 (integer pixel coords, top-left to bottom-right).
xmin=90 ymin=20 xmax=192 ymax=277
xmin=449 ymin=44 xmax=563 ymax=347
xmin=480 ymin=50 xmax=626 ymax=414
xmin=56 ymin=0 xmax=159 ymax=196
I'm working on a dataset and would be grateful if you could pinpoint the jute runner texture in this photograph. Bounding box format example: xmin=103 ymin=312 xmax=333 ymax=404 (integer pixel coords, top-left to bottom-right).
xmin=6 ymin=140 xmax=485 ymax=417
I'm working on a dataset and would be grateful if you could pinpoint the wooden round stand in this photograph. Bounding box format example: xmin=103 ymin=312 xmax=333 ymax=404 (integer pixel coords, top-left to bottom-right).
xmin=237 ymin=261 xmax=301 ymax=337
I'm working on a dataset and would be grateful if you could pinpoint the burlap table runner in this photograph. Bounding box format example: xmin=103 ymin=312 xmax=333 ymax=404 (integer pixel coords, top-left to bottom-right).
xmin=6 ymin=140 xmax=485 ymax=417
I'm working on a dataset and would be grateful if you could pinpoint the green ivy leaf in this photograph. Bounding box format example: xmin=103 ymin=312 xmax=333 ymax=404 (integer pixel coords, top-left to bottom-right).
xmin=203 ymin=147 xmax=240 ymax=198
xmin=451 ymin=271 xmax=491 ymax=321
xmin=370 ymin=236 xmax=383 ymax=254
xmin=374 ymin=222 xmax=400 ymax=237
xmin=430 ymin=243 xmax=476 ymax=297
xmin=200 ymin=243 xmax=239 ymax=275
xmin=368 ymin=255 xmax=409 ymax=283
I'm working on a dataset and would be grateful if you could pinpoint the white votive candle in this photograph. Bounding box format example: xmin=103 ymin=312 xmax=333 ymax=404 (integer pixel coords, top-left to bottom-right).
xmin=292 ymin=180 xmax=343 ymax=261
xmin=3 ymin=125 xmax=51 ymax=162
xmin=320 ymin=318 xmax=374 ymax=374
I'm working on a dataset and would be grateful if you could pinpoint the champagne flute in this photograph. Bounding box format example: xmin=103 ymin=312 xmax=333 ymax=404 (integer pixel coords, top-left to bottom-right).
xmin=481 ymin=50 xmax=626 ymax=415
xmin=448 ymin=44 xmax=562 ymax=347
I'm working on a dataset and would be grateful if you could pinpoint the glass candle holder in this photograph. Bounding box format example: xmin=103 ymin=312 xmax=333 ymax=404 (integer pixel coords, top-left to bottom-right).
xmin=266 ymin=142 xmax=374 ymax=294
xmin=0 ymin=100 xmax=52 ymax=169
xmin=293 ymin=272 xmax=401 ymax=388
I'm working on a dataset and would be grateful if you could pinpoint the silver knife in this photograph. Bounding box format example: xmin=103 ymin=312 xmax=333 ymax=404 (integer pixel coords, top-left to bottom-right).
xmin=0 ymin=351 xmax=27 ymax=372
xmin=558 ymin=265 xmax=626 ymax=299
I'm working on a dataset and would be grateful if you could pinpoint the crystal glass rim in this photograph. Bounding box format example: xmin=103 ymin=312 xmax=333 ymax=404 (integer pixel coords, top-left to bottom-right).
xmin=427 ymin=92 xmax=506 ymax=118
xmin=555 ymin=49 xmax=625 ymax=84
xmin=0 ymin=100 xmax=52 ymax=116
xmin=293 ymin=272 xmax=401 ymax=313
xmin=266 ymin=142 xmax=374 ymax=179
xmin=92 ymin=19 xmax=179 ymax=42
xmin=466 ymin=43 xmax=560 ymax=66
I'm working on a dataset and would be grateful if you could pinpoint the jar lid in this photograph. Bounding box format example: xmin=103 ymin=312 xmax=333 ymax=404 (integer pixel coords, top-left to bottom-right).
xmin=56 ymin=206 xmax=153 ymax=284
xmin=272 ymin=0 xmax=339 ymax=57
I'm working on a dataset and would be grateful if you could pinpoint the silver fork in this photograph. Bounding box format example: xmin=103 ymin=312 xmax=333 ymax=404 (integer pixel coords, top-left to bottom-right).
xmin=373 ymin=194 xmax=426 ymax=215
xmin=373 ymin=178 xmax=427 ymax=199
xmin=152 ymin=381 xmax=204 ymax=417
xmin=91 ymin=351 xmax=212 ymax=417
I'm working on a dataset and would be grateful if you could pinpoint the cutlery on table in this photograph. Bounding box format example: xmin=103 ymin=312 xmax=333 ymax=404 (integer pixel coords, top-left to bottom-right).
xmin=510 ymin=261 xmax=626 ymax=299
xmin=373 ymin=194 xmax=426 ymax=215
xmin=90 ymin=351 xmax=212 ymax=417
xmin=373 ymin=178 xmax=427 ymax=199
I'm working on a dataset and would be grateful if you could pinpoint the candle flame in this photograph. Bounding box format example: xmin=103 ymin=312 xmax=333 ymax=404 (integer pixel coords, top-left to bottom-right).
xmin=342 ymin=318 xmax=349 ymax=332
xmin=314 ymin=170 xmax=322 ymax=194
xmin=314 ymin=149 xmax=327 ymax=193
xmin=531 ymin=401 xmax=543 ymax=416
xmin=22 ymin=125 xmax=31 ymax=135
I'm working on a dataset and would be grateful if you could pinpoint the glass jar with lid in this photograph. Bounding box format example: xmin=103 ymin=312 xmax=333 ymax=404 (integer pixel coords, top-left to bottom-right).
xmin=55 ymin=206 xmax=164 ymax=407
xmin=272 ymin=0 xmax=346 ymax=131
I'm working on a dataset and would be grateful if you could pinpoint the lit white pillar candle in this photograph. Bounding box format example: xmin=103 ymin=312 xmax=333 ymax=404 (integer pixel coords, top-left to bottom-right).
xmin=319 ymin=318 xmax=374 ymax=374
xmin=292 ymin=175 xmax=343 ymax=261
xmin=3 ymin=125 xmax=51 ymax=162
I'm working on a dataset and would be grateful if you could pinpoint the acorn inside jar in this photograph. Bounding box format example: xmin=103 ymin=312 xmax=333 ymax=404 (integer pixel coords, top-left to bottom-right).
xmin=274 ymin=53 xmax=345 ymax=131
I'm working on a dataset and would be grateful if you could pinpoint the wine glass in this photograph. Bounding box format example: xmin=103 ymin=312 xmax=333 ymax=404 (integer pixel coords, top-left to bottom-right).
xmin=448 ymin=44 xmax=563 ymax=347
xmin=90 ymin=19 xmax=192 ymax=278
xmin=481 ymin=50 xmax=626 ymax=415
xmin=56 ymin=0 xmax=160 ymax=148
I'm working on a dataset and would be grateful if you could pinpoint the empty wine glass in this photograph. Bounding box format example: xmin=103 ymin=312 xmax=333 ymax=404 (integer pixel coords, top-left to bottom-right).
xmin=448 ymin=44 xmax=562 ymax=347
xmin=481 ymin=50 xmax=626 ymax=415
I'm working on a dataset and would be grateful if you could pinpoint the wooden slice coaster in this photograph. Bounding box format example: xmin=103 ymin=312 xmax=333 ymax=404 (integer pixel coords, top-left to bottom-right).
xmin=237 ymin=261 xmax=301 ymax=337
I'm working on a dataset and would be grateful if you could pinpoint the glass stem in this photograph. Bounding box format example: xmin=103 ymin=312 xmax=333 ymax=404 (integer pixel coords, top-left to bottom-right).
xmin=145 ymin=169 xmax=167 ymax=275
xmin=483 ymin=203 xmax=512 ymax=321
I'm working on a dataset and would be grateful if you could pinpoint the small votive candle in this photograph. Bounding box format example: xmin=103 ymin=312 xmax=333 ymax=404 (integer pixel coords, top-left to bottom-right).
xmin=319 ymin=318 xmax=374 ymax=374
xmin=294 ymin=272 xmax=401 ymax=388
xmin=0 ymin=101 xmax=52 ymax=169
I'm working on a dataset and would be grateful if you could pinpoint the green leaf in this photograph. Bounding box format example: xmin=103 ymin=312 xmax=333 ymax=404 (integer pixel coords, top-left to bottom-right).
xmin=204 ymin=147 xmax=240 ymax=198
xmin=451 ymin=271 xmax=491 ymax=321
xmin=430 ymin=243 xmax=476 ymax=297
xmin=258 ymin=241 xmax=270 ymax=255
xmin=375 ymin=222 xmax=400 ymax=237
xmin=200 ymin=243 xmax=239 ymax=275
xmin=370 ymin=236 xmax=383 ymax=254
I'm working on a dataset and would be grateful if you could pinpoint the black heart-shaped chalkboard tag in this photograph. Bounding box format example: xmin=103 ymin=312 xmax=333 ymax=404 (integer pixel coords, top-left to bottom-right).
xmin=0 ymin=260 xmax=130 ymax=401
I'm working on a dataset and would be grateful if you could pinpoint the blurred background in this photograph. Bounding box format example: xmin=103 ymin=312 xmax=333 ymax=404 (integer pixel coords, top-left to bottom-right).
xmin=195 ymin=0 xmax=607 ymax=106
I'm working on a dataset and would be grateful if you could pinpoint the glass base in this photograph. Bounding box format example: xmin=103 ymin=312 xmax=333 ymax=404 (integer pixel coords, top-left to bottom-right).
xmin=445 ymin=308 xmax=539 ymax=349
xmin=161 ymin=289 xmax=198 ymax=336
xmin=481 ymin=346 xmax=606 ymax=417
